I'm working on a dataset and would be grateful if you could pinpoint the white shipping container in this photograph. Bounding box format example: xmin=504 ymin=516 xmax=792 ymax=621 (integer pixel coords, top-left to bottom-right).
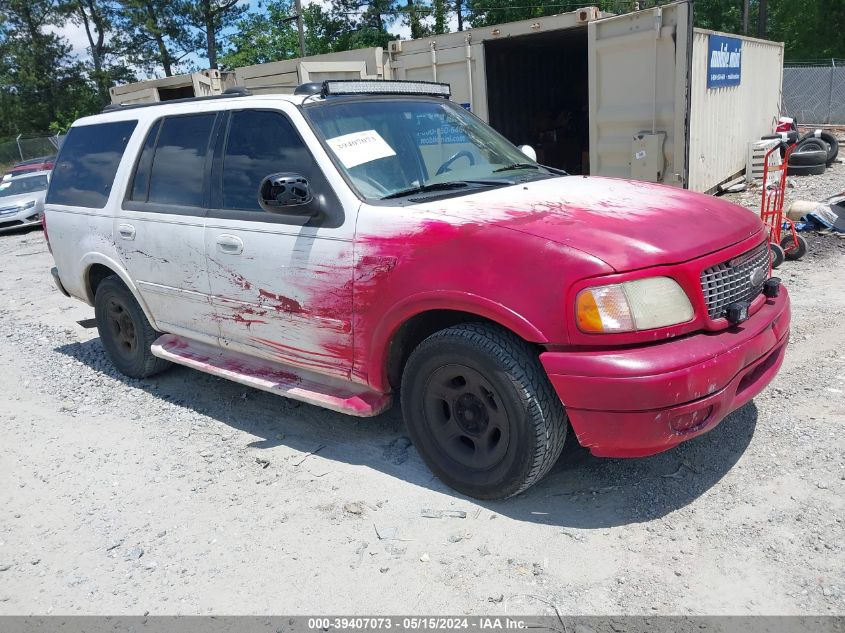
xmin=109 ymin=69 xmax=236 ymax=105
xmin=688 ymin=30 xmax=784 ymax=192
xmin=233 ymin=47 xmax=390 ymax=94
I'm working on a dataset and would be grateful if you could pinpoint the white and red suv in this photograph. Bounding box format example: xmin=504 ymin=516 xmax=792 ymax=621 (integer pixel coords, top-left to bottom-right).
xmin=45 ymin=81 xmax=789 ymax=499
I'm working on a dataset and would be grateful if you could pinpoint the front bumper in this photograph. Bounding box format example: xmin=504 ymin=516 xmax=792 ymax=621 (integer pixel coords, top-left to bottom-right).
xmin=541 ymin=287 xmax=790 ymax=457
xmin=0 ymin=207 xmax=42 ymax=233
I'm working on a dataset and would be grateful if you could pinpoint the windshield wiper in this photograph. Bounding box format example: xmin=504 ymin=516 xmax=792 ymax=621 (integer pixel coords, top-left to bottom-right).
xmin=381 ymin=179 xmax=510 ymax=200
xmin=381 ymin=181 xmax=469 ymax=200
xmin=492 ymin=162 xmax=541 ymax=173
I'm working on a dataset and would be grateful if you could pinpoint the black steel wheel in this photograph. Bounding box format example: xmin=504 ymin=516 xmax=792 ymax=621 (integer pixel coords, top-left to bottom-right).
xmin=401 ymin=323 xmax=567 ymax=500
xmin=422 ymin=363 xmax=512 ymax=472
xmin=94 ymin=275 xmax=171 ymax=378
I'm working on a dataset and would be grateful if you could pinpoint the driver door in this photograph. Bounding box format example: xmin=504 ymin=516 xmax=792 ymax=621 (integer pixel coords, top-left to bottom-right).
xmin=203 ymin=107 xmax=355 ymax=379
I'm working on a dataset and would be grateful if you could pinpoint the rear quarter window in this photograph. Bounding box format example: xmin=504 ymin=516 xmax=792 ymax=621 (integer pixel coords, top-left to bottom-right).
xmin=47 ymin=120 xmax=137 ymax=209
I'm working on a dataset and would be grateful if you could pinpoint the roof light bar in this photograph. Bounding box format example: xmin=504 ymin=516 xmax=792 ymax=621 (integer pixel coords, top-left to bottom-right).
xmin=321 ymin=80 xmax=451 ymax=99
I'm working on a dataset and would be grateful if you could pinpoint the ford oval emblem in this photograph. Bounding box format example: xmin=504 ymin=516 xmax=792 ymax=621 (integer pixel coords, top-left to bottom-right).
xmin=750 ymin=265 xmax=767 ymax=287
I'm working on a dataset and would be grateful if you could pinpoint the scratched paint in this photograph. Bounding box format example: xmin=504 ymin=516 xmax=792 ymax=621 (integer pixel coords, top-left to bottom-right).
xmin=48 ymin=164 xmax=788 ymax=452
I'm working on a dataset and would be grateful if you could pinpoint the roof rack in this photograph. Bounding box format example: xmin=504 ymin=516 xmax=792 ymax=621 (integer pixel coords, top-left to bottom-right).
xmin=101 ymin=86 xmax=253 ymax=113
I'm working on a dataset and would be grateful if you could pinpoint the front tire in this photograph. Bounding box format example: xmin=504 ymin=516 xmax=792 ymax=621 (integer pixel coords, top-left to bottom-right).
xmin=94 ymin=276 xmax=170 ymax=379
xmin=400 ymin=323 xmax=567 ymax=500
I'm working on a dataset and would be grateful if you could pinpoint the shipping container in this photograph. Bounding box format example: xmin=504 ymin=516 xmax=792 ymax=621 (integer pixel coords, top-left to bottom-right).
xmin=233 ymin=47 xmax=390 ymax=94
xmin=109 ymin=69 xmax=236 ymax=105
xmin=688 ymin=30 xmax=784 ymax=192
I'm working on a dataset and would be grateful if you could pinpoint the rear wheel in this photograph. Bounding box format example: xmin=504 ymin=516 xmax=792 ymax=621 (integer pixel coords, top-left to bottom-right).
xmin=400 ymin=323 xmax=567 ymax=500
xmin=94 ymin=276 xmax=170 ymax=378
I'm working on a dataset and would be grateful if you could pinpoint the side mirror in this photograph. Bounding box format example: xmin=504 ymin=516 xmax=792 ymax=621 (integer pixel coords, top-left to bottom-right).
xmin=258 ymin=173 xmax=313 ymax=213
xmin=518 ymin=145 xmax=537 ymax=161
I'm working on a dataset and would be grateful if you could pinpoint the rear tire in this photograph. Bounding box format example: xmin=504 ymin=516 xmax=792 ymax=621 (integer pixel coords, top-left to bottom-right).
xmin=769 ymin=242 xmax=785 ymax=269
xmin=400 ymin=323 xmax=567 ymax=500
xmin=782 ymin=234 xmax=808 ymax=260
xmin=94 ymin=276 xmax=171 ymax=379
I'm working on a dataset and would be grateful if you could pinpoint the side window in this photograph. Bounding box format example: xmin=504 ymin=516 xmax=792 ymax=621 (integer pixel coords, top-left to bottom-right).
xmin=146 ymin=114 xmax=216 ymax=207
xmin=221 ymin=110 xmax=316 ymax=212
xmin=129 ymin=120 xmax=161 ymax=201
xmin=47 ymin=120 xmax=137 ymax=209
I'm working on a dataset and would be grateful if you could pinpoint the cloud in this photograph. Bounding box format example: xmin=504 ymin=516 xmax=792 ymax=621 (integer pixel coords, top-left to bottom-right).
xmin=45 ymin=22 xmax=92 ymax=62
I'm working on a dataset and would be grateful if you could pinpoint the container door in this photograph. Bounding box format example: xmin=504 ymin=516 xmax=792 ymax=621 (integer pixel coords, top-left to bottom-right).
xmin=389 ymin=36 xmax=488 ymax=120
xmin=588 ymin=1 xmax=692 ymax=186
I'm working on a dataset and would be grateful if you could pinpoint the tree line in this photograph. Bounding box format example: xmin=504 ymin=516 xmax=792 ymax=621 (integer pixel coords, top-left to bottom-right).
xmin=1 ymin=0 xmax=843 ymax=140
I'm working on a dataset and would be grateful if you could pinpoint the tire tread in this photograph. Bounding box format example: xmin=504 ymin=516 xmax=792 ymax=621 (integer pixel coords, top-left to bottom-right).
xmin=405 ymin=322 xmax=566 ymax=498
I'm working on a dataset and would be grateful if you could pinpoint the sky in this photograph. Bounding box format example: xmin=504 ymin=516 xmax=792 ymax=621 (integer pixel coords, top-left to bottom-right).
xmin=47 ymin=0 xmax=422 ymax=78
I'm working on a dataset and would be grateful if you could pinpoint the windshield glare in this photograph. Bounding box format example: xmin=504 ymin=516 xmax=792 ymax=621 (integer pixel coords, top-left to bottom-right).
xmin=0 ymin=175 xmax=48 ymax=198
xmin=306 ymin=99 xmax=545 ymax=200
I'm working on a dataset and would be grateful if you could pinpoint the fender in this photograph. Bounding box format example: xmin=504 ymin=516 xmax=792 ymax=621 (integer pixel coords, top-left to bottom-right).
xmin=365 ymin=290 xmax=550 ymax=391
xmin=78 ymin=252 xmax=161 ymax=330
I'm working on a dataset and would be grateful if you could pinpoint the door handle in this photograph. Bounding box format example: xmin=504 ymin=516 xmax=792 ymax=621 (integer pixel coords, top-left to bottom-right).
xmin=118 ymin=223 xmax=136 ymax=240
xmin=216 ymin=234 xmax=244 ymax=255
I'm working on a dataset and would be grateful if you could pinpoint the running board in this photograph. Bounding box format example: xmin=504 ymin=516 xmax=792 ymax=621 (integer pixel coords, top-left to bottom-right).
xmin=150 ymin=334 xmax=391 ymax=417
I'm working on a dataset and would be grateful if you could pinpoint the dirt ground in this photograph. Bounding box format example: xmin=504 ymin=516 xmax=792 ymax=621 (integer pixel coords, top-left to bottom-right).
xmin=0 ymin=167 xmax=843 ymax=616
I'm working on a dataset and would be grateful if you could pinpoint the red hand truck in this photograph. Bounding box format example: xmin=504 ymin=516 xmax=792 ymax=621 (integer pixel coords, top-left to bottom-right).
xmin=760 ymin=142 xmax=808 ymax=268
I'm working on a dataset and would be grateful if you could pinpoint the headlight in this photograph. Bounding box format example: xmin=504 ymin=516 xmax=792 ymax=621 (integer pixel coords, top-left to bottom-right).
xmin=19 ymin=200 xmax=36 ymax=211
xmin=575 ymin=277 xmax=694 ymax=333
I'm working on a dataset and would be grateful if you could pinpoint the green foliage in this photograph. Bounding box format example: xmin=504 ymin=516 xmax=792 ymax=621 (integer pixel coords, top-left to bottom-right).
xmin=768 ymin=0 xmax=845 ymax=60
xmin=178 ymin=0 xmax=248 ymax=69
xmin=119 ymin=0 xmax=195 ymax=77
xmin=0 ymin=0 xmax=100 ymax=136
xmin=220 ymin=0 xmax=300 ymax=67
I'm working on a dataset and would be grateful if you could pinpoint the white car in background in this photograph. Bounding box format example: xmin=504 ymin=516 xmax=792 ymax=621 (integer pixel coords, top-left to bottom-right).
xmin=0 ymin=170 xmax=49 ymax=233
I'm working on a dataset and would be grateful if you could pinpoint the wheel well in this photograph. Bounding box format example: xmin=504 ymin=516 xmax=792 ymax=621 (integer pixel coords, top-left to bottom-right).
xmin=86 ymin=264 xmax=116 ymax=302
xmin=386 ymin=309 xmax=536 ymax=389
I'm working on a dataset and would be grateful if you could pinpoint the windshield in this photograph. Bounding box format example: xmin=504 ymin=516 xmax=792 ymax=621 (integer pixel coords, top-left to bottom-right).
xmin=0 ymin=175 xmax=48 ymax=198
xmin=306 ymin=98 xmax=553 ymax=200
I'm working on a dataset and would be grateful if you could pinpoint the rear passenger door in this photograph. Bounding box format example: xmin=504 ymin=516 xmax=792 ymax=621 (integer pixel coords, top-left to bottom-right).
xmin=203 ymin=108 xmax=355 ymax=379
xmin=118 ymin=113 xmax=219 ymax=343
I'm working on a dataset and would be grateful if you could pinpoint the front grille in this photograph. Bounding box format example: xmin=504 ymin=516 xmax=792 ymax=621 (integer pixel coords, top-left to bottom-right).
xmin=700 ymin=243 xmax=770 ymax=319
xmin=0 ymin=204 xmax=20 ymax=216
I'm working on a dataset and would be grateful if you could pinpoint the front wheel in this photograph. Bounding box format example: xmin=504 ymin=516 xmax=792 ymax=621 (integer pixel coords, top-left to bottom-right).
xmin=400 ymin=323 xmax=567 ymax=500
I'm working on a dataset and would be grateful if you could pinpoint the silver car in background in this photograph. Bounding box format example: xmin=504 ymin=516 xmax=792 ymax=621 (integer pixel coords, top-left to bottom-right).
xmin=0 ymin=170 xmax=49 ymax=233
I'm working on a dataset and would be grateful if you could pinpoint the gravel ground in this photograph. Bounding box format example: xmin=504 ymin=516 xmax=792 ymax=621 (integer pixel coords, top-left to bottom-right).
xmin=0 ymin=167 xmax=843 ymax=616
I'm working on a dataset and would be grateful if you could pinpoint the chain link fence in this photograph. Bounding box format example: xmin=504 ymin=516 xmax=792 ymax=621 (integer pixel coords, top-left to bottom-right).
xmin=0 ymin=134 xmax=62 ymax=166
xmin=782 ymin=59 xmax=845 ymax=125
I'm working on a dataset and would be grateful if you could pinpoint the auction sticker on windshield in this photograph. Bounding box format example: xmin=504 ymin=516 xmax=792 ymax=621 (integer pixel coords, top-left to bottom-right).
xmin=326 ymin=129 xmax=396 ymax=168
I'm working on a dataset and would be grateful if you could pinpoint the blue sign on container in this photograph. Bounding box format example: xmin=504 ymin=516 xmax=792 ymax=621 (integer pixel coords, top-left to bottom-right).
xmin=707 ymin=35 xmax=742 ymax=88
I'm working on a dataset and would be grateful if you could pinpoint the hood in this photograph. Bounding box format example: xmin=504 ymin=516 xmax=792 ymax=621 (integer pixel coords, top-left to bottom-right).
xmin=415 ymin=176 xmax=764 ymax=271
xmin=0 ymin=191 xmax=45 ymax=208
